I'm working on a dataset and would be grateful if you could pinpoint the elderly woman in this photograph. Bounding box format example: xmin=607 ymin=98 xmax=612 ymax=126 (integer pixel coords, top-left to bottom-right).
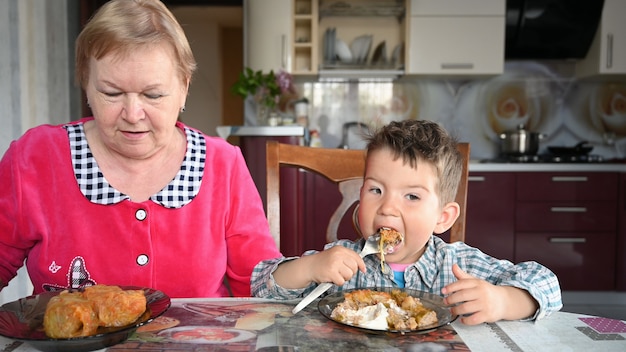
xmin=0 ymin=0 xmax=281 ymax=298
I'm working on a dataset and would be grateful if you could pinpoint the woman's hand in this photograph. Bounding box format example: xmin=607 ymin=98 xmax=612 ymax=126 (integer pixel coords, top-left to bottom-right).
xmin=442 ymin=264 xmax=538 ymax=325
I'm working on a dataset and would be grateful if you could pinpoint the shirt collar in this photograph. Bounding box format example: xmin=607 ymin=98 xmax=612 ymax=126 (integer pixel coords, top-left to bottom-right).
xmin=64 ymin=122 xmax=205 ymax=208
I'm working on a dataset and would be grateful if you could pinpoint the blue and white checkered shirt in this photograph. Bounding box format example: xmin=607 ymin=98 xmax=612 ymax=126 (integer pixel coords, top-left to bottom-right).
xmin=251 ymin=235 xmax=562 ymax=320
xmin=64 ymin=122 xmax=205 ymax=208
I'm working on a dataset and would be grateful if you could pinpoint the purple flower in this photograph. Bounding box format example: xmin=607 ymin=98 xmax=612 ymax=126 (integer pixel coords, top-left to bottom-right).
xmin=275 ymin=70 xmax=297 ymax=96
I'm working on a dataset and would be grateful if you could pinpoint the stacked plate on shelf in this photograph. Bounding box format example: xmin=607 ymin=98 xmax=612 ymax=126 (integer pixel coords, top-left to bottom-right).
xmin=323 ymin=28 xmax=336 ymax=63
xmin=350 ymin=35 xmax=373 ymax=64
xmin=323 ymin=28 xmax=403 ymax=67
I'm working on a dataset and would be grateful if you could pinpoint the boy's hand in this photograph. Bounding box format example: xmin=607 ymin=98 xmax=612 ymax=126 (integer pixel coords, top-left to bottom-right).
xmin=308 ymin=246 xmax=366 ymax=285
xmin=441 ymin=264 xmax=508 ymax=325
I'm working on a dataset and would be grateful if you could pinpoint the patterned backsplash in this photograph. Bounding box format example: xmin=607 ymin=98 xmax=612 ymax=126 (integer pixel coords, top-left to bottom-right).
xmin=295 ymin=61 xmax=626 ymax=160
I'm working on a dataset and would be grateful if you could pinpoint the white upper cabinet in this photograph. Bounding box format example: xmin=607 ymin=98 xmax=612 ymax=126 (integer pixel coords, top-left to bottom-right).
xmin=244 ymin=0 xmax=292 ymax=73
xmin=406 ymin=0 xmax=505 ymax=76
xmin=576 ymin=0 xmax=626 ymax=77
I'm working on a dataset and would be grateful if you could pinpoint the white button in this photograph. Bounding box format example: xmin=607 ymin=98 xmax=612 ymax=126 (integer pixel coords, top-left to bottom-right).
xmin=135 ymin=209 xmax=147 ymax=221
xmin=136 ymin=254 xmax=149 ymax=266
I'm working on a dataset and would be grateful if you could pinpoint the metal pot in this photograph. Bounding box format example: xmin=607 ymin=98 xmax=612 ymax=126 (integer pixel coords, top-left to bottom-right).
xmin=499 ymin=124 xmax=546 ymax=156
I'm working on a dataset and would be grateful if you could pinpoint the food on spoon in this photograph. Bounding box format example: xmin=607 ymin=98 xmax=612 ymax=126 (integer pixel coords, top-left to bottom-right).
xmin=330 ymin=289 xmax=438 ymax=330
xmin=378 ymin=228 xmax=404 ymax=272
xmin=43 ymin=285 xmax=147 ymax=338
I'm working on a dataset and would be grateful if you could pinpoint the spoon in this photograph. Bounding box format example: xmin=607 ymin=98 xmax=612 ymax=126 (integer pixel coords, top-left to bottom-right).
xmin=291 ymin=232 xmax=402 ymax=314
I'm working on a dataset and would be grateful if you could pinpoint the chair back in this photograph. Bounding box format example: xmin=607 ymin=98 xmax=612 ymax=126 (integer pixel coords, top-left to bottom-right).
xmin=266 ymin=141 xmax=470 ymax=251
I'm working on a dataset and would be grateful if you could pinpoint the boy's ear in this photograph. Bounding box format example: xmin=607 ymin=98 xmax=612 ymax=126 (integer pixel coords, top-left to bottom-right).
xmin=433 ymin=201 xmax=460 ymax=235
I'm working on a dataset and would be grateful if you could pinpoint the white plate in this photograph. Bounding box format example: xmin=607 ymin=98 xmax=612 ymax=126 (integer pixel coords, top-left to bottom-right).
xmin=391 ymin=42 xmax=403 ymax=65
xmin=351 ymin=35 xmax=373 ymax=63
xmin=335 ymin=38 xmax=352 ymax=63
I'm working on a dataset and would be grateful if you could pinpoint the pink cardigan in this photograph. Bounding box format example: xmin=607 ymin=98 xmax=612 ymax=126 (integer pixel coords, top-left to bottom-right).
xmin=0 ymin=119 xmax=282 ymax=298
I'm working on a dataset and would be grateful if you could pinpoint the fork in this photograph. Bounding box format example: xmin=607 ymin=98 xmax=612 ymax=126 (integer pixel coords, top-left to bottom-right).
xmin=291 ymin=234 xmax=384 ymax=314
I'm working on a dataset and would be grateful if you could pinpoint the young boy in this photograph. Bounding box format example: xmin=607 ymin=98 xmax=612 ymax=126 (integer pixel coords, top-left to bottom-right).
xmin=251 ymin=120 xmax=562 ymax=325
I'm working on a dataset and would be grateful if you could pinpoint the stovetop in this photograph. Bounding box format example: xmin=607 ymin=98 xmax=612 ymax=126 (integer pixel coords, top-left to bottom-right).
xmin=482 ymin=154 xmax=606 ymax=163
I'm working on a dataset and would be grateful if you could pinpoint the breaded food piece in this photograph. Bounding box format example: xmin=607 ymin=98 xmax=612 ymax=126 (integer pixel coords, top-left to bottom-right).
xmin=378 ymin=228 xmax=404 ymax=272
xmin=331 ymin=289 xmax=438 ymax=330
xmin=43 ymin=291 xmax=99 ymax=338
xmin=83 ymin=285 xmax=147 ymax=327
xmin=43 ymin=285 xmax=147 ymax=338
xmin=379 ymin=228 xmax=403 ymax=252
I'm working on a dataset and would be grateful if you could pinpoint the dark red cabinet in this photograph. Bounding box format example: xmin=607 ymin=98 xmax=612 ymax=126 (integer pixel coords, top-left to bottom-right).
xmin=514 ymin=172 xmax=618 ymax=290
xmin=466 ymin=171 xmax=621 ymax=291
xmin=465 ymin=172 xmax=516 ymax=262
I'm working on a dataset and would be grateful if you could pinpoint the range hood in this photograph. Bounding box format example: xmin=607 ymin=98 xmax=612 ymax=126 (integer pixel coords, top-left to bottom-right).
xmin=505 ymin=0 xmax=605 ymax=59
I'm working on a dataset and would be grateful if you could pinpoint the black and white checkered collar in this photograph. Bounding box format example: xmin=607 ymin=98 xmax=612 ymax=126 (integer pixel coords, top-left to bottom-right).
xmin=64 ymin=122 xmax=205 ymax=208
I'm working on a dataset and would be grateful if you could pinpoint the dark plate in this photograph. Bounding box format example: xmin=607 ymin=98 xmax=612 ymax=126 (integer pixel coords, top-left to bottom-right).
xmin=318 ymin=287 xmax=457 ymax=334
xmin=0 ymin=286 xmax=170 ymax=352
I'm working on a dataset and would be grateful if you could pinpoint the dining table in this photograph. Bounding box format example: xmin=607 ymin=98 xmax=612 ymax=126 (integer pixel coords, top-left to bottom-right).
xmin=1 ymin=296 xmax=625 ymax=352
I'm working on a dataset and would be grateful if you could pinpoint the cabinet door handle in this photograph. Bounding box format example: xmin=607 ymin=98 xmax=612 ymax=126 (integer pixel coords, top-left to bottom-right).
xmin=281 ymin=34 xmax=287 ymax=70
xmin=551 ymin=176 xmax=588 ymax=182
xmin=549 ymin=237 xmax=586 ymax=244
xmin=468 ymin=176 xmax=485 ymax=182
xmin=440 ymin=63 xmax=474 ymax=70
xmin=607 ymin=33 xmax=613 ymax=69
xmin=550 ymin=206 xmax=587 ymax=213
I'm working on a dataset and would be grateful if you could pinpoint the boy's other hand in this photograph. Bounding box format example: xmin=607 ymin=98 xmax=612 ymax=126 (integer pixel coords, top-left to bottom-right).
xmin=441 ymin=263 xmax=509 ymax=325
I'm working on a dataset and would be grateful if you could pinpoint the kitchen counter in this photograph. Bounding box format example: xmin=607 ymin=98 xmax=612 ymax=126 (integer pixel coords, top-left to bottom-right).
xmin=470 ymin=161 xmax=626 ymax=172
xmin=216 ymin=125 xmax=305 ymax=139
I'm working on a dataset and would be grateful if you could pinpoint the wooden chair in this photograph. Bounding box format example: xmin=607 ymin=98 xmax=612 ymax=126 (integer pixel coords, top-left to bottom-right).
xmin=266 ymin=141 xmax=470 ymax=252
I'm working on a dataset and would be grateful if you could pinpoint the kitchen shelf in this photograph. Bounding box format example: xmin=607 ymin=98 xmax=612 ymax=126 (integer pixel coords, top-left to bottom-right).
xmin=319 ymin=0 xmax=405 ymax=20
xmin=292 ymin=0 xmax=318 ymax=75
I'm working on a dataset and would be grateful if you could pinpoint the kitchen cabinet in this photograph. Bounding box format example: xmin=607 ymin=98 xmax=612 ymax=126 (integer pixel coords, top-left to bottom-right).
xmin=465 ymin=171 xmax=622 ymax=291
xmin=244 ymin=0 xmax=292 ymax=73
xmin=576 ymin=0 xmax=626 ymax=77
xmin=244 ymin=0 xmax=319 ymax=76
xmin=406 ymin=0 xmax=505 ymax=76
xmin=317 ymin=0 xmax=406 ymax=78
xmin=617 ymin=173 xmax=626 ymax=291
xmin=514 ymin=172 xmax=618 ymax=290
xmin=293 ymin=0 xmax=319 ymax=75
xmin=246 ymin=0 xmax=505 ymax=78
xmin=465 ymin=173 xmax=515 ymax=262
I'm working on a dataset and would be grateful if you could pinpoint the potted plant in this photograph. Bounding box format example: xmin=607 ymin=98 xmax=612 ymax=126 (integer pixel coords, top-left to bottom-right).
xmin=231 ymin=67 xmax=298 ymax=125
xmin=231 ymin=67 xmax=281 ymax=110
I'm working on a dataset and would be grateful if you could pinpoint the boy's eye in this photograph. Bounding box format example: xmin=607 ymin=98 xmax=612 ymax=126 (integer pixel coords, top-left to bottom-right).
xmin=368 ymin=186 xmax=381 ymax=195
xmin=406 ymin=194 xmax=420 ymax=201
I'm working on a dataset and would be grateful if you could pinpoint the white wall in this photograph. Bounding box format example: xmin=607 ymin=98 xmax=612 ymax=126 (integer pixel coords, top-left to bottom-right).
xmin=0 ymin=0 xmax=77 ymax=304
xmin=170 ymin=6 xmax=242 ymax=136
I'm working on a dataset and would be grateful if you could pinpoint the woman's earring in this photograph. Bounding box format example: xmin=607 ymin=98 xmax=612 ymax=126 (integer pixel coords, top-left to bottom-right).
xmin=180 ymin=106 xmax=186 ymax=113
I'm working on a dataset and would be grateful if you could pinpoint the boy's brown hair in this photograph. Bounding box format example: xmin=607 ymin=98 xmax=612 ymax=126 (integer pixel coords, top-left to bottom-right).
xmin=365 ymin=119 xmax=463 ymax=206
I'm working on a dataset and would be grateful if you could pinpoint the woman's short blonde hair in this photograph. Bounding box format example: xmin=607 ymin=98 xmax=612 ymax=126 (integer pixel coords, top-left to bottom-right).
xmin=75 ymin=0 xmax=197 ymax=88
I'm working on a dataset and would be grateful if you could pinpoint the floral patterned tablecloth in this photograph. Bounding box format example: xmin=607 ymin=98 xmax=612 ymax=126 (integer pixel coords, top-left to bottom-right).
xmin=2 ymin=297 xmax=626 ymax=352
